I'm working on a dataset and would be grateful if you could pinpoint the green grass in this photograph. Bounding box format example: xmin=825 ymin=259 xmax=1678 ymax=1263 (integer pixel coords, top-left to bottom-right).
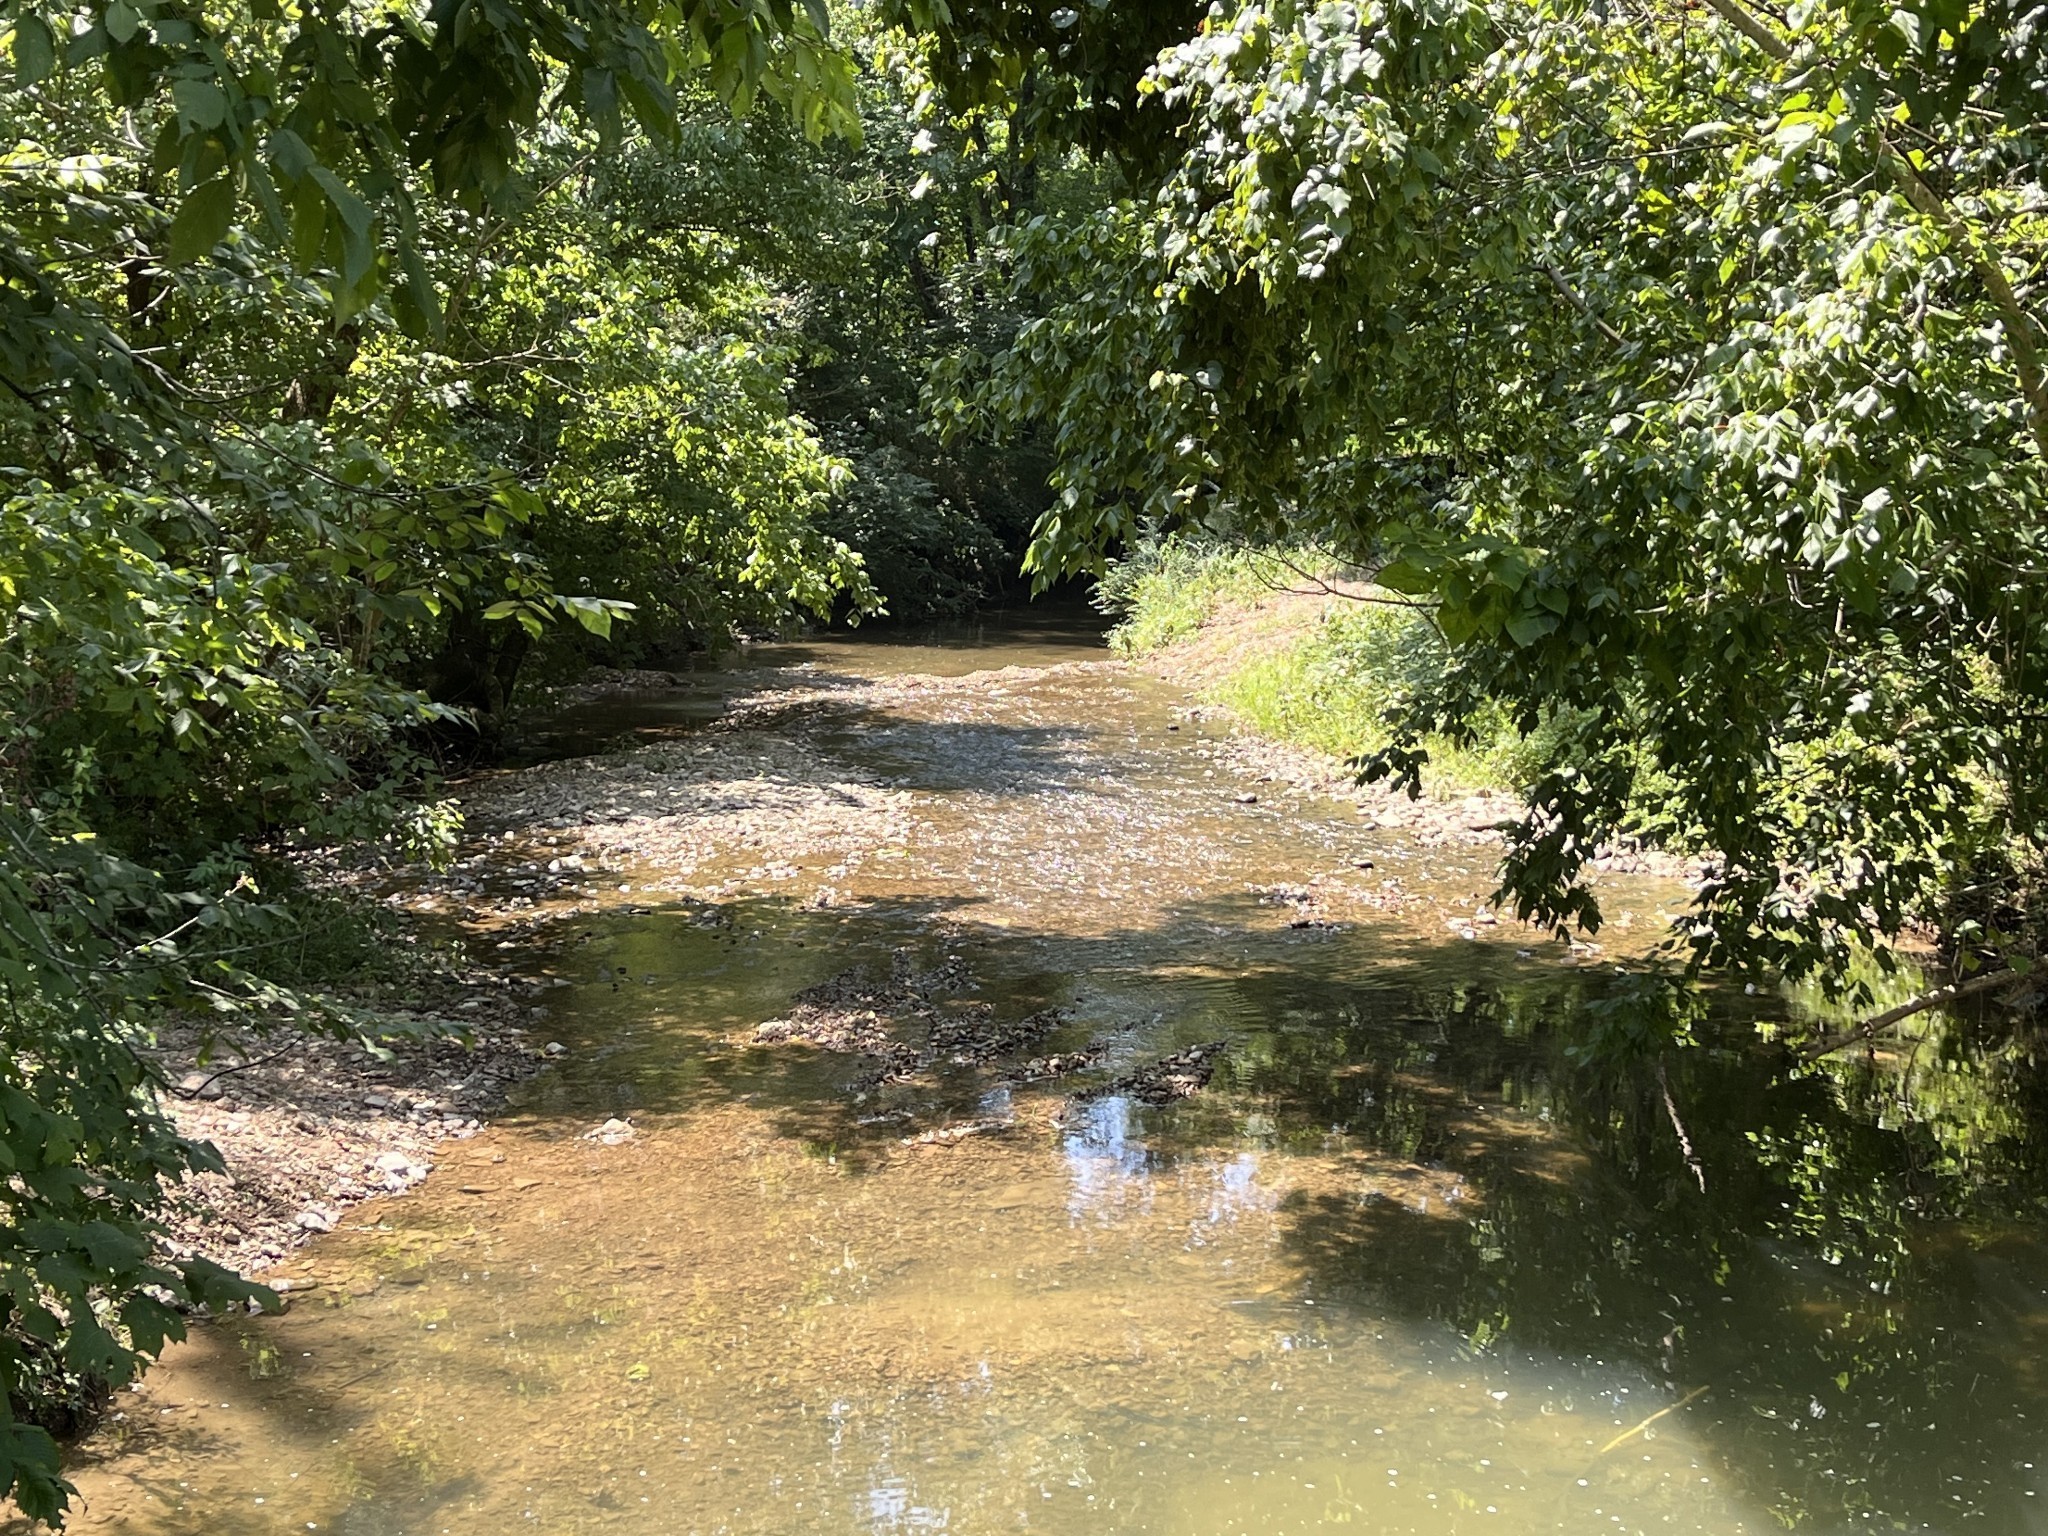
xmin=1095 ymin=539 xmax=1292 ymax=654
xmin=1099 ymin=538 xmax=1572 ymax=795
xmin=1212 ymin=603 xmax=1545 ymax=792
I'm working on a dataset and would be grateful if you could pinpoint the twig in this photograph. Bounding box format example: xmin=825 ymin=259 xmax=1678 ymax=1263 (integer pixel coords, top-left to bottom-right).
xmin=1221 ymin=539 xmax=1438 ymax=609
xmin=1656 ymin=1060 xmax=1706 ymax=1192
xmin=169 ymin=1041 xmax=301 ymax=1099
xmin=1597 ymin=1385 xmax=1711 ymax=1455
xmin=1797 ymin=968 xmax=2024 ymax=1061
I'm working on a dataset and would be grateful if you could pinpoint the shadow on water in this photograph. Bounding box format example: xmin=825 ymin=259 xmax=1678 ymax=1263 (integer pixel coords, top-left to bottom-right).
xmin=47 ymin=611 xmax=2048 ymax=1536
xmin=500 ymin=661 xmax=1111 ymax=782
xmin=451 ymin=887 xmax=2048 ymax=1533
xmin=54 ymin=887 xmax=2048 ymax=1535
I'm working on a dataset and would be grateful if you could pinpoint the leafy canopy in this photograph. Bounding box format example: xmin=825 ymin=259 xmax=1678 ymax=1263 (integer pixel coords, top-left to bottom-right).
xmin=0 ymin=0 xmax=872 ymax=1518
xmin=957 ymin=0 xmax=2048 ymax=1007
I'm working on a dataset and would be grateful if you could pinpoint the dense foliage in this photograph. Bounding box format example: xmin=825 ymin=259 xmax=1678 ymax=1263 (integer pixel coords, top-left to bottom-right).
xmin=7 ymin=0 xmax=2048 ymax=1516
xmin=0 ymin=0 xmax=903 ymax=1517
xmin=957 ymin=0 xmax=2048 ymax=1009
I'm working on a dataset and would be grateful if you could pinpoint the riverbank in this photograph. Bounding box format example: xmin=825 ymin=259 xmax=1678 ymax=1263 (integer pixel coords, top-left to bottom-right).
xmin=1103 ymin=548 xmax=1678 ymax=878
xmin=146 ymin=939 xmax=549 ymax=1283
xmin=44 ymin=620 xmax=2043 ymax=1536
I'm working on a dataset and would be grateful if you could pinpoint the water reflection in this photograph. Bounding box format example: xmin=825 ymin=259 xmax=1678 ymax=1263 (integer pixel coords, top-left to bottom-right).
xmin=862 ymin=1473 xmax=950 ymax=1532
xmin=1063 ymin=1096 xmax=1152 ymax=1223
xmin=40 ymin=620 xmax=2048 ymax=1536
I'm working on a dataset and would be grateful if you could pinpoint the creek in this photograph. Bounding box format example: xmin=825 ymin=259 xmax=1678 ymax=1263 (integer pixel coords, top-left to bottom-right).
xmin=49 ymin=613 xmax=2048 ymax=1534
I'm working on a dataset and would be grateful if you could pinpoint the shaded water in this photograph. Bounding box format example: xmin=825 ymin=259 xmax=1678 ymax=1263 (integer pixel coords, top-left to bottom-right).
xmin=54 ymin=617 xmax=2048 ymax=1534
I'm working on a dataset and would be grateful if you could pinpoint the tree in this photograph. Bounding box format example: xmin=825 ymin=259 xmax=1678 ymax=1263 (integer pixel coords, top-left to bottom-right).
xmin=0 ymin=0 xmax=868 ymax=1517
xmin=959 ymin=0 xmax=2048 ymax=1020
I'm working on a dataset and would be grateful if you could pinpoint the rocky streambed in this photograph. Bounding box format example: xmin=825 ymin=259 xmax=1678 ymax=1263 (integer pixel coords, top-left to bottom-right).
xmin=55 ymin=619 xmax=2035 ymax=1536
xmin=156 ymin=639 xmax=1682 ymax=1290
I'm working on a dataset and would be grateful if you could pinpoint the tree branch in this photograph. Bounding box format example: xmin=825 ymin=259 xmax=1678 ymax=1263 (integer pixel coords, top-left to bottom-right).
xmin=1227 ymin=540 xmax=1439 ymax=608
xmin=1697 ymin=0 xmax=1792 ymax=58
xmin=1696 ymin=0 xmax=2048 ymax=458
xmin=1541 ymin=262 xmax=1626 ymax=345
xmin=1877 ymin=135 xmax=2048 ymax=460
xmin=1797 ymin=967 xmax=2026 ymax=1061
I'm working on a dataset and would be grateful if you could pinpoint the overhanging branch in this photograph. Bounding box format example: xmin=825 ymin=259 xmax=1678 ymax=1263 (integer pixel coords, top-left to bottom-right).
xmin=1696 ymin=0 xmax=2048 ymax=459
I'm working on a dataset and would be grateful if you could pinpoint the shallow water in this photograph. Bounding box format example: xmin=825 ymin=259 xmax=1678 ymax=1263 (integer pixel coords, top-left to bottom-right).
xmin=51 ymin=616 xmax=2048 ymax=1535
xmin=503 ymin=607 xmax=1111 ymax=765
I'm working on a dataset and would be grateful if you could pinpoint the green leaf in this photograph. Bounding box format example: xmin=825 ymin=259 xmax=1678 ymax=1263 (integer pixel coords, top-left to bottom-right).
xmin=267 ymin=127 xmax=316 ymax=180
xmin=167 ymin=176 xmax=236 ymax=263
xmin=308 ymin=166 xmax=376 ymax=288
xmin=13 ymin=15 xmax=56 ymax=85
xmin=0 ymin=1421 xmax=67 ymax=1524
xmin=170 ymin=77 xmax=228 ymax=131
xmin=308 ymin=166 xmax=371 ymax=237
xmin=559 ymin=596 xmax=622 ymax=639
xmin=1373 ymin=559 xmax=1437 ymax=596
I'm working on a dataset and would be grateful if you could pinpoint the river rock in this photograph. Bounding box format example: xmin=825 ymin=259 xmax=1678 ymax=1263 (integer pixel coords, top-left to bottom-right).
xmin=1077 ymin=1041 xmax=1229 ymax=1107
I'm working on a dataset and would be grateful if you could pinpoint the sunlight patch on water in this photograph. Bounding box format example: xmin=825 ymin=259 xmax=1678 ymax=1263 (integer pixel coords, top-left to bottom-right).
xmin=45 ymin=617 xmax=2048 ymax=1536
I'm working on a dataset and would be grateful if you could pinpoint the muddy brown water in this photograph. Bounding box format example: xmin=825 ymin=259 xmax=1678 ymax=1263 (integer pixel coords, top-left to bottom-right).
xmin=47 ymin=614 xmax=2048 ymax=1534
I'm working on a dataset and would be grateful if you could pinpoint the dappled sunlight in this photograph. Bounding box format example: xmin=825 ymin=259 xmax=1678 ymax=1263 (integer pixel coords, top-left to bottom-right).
xmin=47 ymin=627 xmax=2048 ymax=1536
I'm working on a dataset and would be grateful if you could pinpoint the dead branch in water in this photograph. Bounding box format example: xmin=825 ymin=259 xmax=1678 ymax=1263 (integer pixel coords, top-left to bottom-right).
xmin=1797 ymin=968 xmax=2025 ymax=1062
xmin=1597 ymin=1385 xmax=1712 ymax=1455
xmin=1657 ymin=1060 xmax=1706 ymax=1193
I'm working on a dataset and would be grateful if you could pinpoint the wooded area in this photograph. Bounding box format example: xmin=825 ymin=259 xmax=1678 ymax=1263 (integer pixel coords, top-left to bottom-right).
xmin=3 ymin=0 xmax=2043 ymax=1518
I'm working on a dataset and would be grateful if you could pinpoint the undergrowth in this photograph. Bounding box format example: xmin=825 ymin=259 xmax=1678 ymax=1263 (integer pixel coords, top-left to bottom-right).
xmin=1094 ymin=538 xmax=1286 ymax=653
xmin=1096 ymin=537 xmax=1569 ymax=794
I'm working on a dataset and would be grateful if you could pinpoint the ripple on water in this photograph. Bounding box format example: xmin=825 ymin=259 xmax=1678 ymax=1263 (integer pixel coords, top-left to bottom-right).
xmin=50 ymin=618 xmax=2048 ymax=1536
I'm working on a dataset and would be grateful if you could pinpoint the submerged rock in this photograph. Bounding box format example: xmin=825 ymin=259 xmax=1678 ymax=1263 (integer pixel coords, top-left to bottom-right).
xmin=1076 ymin=1041 xmax=1229 ymax=1107
xmin=1008 ymin=1044 xmax=1106 ymax=1084
xmin=928 ymin=1006 xmax=1070 ymax=1066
